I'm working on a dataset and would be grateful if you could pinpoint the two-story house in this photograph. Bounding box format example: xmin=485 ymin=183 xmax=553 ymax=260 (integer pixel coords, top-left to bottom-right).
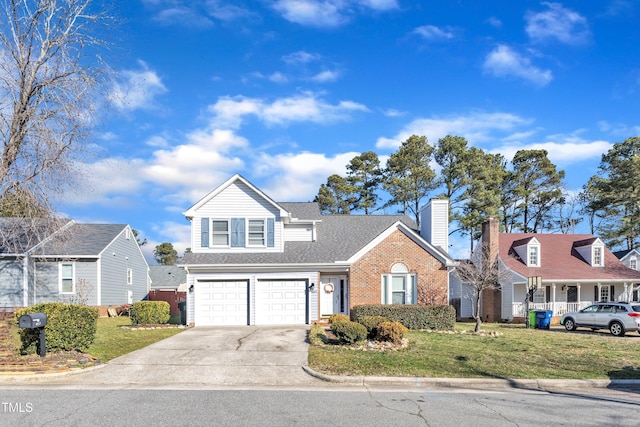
xmin=180 ymin=174 xmax=457 ymax=326
xmin=450 ymin=218 xmax=640 ymax=322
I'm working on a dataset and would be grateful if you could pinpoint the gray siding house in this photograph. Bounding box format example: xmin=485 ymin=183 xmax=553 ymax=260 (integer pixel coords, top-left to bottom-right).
xmin=0 ymin=220 xmax=149 ymax=309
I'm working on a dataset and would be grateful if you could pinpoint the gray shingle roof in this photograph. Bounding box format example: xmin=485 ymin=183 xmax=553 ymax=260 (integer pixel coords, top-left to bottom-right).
xmin=182 ymin=213 xmax=419 ymax=265
xmin=278 ymin=202 xmax=323 ymax=220
xmin=33 ymin=223 xmax=128 ymax=257
xmin=149 ymin=265 xmax=187 ymax=289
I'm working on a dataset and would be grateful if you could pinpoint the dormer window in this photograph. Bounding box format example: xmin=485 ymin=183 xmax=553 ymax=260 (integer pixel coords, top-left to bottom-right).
xmin=631 ymin=257 xmax=637 ymax=270
xmin=593 ymin=246 xmax=604 ymax=267
xmin=528 ymin=244 xmax=540 ymax=267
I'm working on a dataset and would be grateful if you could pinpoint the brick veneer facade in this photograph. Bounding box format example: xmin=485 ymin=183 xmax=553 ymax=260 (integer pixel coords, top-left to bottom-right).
xmin=349 ymin=229 xmax=449 ymax=307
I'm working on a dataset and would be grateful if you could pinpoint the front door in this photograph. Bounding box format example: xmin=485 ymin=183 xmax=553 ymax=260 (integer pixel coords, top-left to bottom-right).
xmin=320 ymin=276 xmax=347 ymax=317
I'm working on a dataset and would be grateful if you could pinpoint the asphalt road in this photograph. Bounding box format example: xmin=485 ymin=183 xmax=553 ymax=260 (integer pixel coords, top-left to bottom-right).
xmin=1 ymin=386 xmax=640 ymax=426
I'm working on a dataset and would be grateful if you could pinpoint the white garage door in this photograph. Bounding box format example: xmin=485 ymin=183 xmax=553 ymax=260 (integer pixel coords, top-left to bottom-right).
xmin=195 ymin=280 xmax=248 ymax=326
xmin=255 ymin=280 xmax=307 ymax=325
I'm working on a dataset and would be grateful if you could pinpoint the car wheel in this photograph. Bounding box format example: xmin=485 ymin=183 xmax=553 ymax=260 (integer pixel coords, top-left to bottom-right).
xmin=564 ymin=318 xmax=576 ymax=331
xmin=610 ymin=321 xmax=625 ymax=337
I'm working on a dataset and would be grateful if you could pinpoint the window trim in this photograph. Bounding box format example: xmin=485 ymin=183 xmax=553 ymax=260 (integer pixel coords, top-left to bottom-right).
xmin=211 ymin=219 xmax=230 ymax=247
xmin=247 ymin=218 xmax=266 ymax=247
xmin=592 ymin=246 xmax=604 ymax=267
xmin=528 ymin=244 xmax=540 ymax=267
xmin=382 ymin=272 xmax=416 ymax=305
xmin=630 ymin=257 xmax=637 ymax=270
xmin=59 ymin=262 xmax=75 ymax=294
xmin=127 ymin=268 xmax=133 ymax=285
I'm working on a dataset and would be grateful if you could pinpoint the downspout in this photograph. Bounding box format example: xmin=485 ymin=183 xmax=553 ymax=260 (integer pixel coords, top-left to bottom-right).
xmin=96 ymin=258 xmax=102 ymax=306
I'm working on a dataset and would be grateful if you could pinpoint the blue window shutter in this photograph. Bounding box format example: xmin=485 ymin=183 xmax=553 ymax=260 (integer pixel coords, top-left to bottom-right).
xmin=267 ymin=218 xmax=275 ymax=247
xmin=231 ymin=218 xmax=245 ymax=247
xmin=201 ymin=218 xmax=209 ymax=247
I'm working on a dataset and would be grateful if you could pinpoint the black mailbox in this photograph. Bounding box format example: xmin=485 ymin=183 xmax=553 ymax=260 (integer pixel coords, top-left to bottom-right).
xmin=19 ymin=313 xmax=47 ymax=329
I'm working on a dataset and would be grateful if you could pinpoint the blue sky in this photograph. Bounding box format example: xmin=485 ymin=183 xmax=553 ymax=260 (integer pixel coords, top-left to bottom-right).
xmin=54 ymin=0 xmax=640 ymax=262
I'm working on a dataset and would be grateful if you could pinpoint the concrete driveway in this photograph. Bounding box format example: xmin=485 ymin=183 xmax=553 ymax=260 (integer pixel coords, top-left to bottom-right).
xmin=60 ymin=326 xmax=322 ymax=388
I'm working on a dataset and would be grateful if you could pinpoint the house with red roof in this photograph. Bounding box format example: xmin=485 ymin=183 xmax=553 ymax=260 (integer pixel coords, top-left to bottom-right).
xmin=452 ymin=218 xmax=640 ymax=322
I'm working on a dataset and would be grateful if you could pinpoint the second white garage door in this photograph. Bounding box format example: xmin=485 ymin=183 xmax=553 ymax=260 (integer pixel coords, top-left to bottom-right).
xmin=255 ymin=280 xmax=308 ymax=325
xmin=195 ymin=280 xmax=249 ymax=326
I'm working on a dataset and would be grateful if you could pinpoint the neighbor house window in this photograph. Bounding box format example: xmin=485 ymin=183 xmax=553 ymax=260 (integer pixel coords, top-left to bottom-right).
xmin=630 ymin=257 xmax=637 ymax=270
xmin=533 ymin=288 xmax=546 ymax=304
xmin=382 ymin=263 xmax=416 ymax=304
xmin=127 ymin=268 xmax=133 ymax=285
xmin=59 ymin=263 xmax=75 ymax=294
xmin=528 ymin=245 xmax=540 ymax=267
xmin=593 ymin=247 xmax=603 ymax=266
xmin=212 ymin=220 xmax=229 ymax=246
xmin=248 ymin=219 xmax=265 ymax=246
xmin=600 ymin=285 xmax=610 ymax=302
xmin=125 ymin=228 xmax=131 ymax=240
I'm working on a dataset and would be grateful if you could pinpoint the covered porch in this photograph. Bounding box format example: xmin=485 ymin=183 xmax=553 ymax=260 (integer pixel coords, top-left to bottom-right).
xmin=511 ymin=281 xmax=640 ymax=318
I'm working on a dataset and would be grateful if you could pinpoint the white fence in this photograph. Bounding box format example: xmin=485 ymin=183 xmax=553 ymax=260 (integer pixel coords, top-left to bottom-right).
xmin=512 ymin=301 xmax=592 ymax=317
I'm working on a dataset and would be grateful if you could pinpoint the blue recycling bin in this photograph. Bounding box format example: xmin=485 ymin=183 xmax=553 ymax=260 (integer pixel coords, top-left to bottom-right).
xmin=535 ymin=310 xmax=553 ymax=329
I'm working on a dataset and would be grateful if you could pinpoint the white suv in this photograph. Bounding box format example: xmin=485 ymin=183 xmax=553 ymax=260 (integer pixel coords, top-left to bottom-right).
xmin=560 ymin=302 xmax=640 ymax=337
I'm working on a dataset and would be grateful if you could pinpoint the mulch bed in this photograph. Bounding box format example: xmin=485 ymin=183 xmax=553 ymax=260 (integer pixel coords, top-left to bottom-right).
xmin=0 ymin=321 xmax=99 ymax=374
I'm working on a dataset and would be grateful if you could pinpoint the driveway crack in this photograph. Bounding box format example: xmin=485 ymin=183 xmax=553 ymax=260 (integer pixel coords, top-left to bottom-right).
xmin=236 ymin=328 xmax=258 ymax=350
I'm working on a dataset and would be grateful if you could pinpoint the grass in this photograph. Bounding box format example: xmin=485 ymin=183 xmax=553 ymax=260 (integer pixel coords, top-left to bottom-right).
xmin=309 ymin=323 xmax=640 ymax=380
xmin=87 ymin=317 xmax=184 ymax=362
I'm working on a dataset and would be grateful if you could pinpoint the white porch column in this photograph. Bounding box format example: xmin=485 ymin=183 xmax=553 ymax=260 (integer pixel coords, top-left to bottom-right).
xmin=597 ymin=282 xmax=602 ymax=302
xmin=552 ymin=283 xmax=556 ymax=313
xmin=624 ymin=283 xmax=629 ymax=302
xmin=577 ymin=283 xmax=581 ymax=303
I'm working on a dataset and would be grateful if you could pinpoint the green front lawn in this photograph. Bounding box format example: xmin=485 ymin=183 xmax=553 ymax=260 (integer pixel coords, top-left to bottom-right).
xmin=309 ymin=323 xmax=640 ymax=379
xmin=87 ymin=317 xmax=184 ymax=362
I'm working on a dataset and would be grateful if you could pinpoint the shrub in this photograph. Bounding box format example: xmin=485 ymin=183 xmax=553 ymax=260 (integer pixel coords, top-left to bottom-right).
xmin=328 ymin=314 xmax=349 ymax=325
xmin=376 ymin=321 xmax=408 ymax=344
xmin=351 ymin=304 xmax=456 ymax=330
xmin=130 ymin=301 xmax=170 ymax=325
xmin=330 ymin=320 xmax=367 ymax=344
xmin=309 ymin=323 xmax=328 ymax=346
xmin=358 ymin=315 xmax=390 ymax=340
xmin=15 ymin=303 xmax=98 ymax=353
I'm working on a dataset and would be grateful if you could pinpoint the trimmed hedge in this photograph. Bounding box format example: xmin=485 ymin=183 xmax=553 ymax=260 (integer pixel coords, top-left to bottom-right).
xmin=330 ymin=319 xmax=367 ymax=344
xmin=351 ymin=304 xmax=456 ymax=330
xmin=328 ymin=314 xmax=349 ymax=325
xmin=309 ymin=323 xmax=328 ymax=345
xmin=130 ymin=301 xmax=170 ymax=325
xmin=15 ymin=303 xmax=98 ymax=353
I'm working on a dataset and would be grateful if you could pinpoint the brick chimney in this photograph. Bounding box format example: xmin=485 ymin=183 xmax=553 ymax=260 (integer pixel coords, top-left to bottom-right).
xmin=481 ymin=218 xmax=501 ymax=322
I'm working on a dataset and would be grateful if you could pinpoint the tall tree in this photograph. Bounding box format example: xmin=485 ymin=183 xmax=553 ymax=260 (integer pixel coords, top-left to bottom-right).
xmin=315 ymin=174 xmax=356 ymax=214
xmin=586 ymin=136 xmax=640 ymax=249
xmin=132 ymin=229 xmax=147 ymax=247
xmin=346 ymin=151 xmax=382 ymax=214
xmin=154 ymin=242 xmax=178 ymax=266
xmin=509 ymin=149 xmax=565 ymax=232
xmin=434 ymin=135 xmax=471 ymax=219
xmin=0 ymin=0 xmax=112 ymax=249
xmin=459 ymin=149 xmax=506 ymax=248
xmin=383 ymin=134 xmax=436 ymax=225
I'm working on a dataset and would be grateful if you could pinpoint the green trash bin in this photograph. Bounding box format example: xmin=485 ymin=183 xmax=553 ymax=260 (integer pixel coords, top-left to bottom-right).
xmin=528 ymin=310 xmax=537 ymax=328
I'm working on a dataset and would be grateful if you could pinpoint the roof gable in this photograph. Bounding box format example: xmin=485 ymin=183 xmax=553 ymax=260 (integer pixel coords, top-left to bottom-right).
xmin=498 ymin=233 xmax=640 ymax=282
xmin=183 ymin=174 xmax=288 ymax=219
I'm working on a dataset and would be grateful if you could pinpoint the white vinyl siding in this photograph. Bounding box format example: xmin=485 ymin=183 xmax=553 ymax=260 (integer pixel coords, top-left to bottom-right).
xmin=191 ymin=182 xmax=283 ymax=253
xmin=283 ymin=224 xmax=314 ymax=242
xmin=127 ymin=268 xmax=133 ymax=285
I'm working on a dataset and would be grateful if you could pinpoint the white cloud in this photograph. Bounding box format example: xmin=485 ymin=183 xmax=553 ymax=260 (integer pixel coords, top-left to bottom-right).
xmin=149 ymin=221 xmax=192 ymax=257
xmin=143 ymin=0 xmax=252 ymax=27
xmin=110 ymin=61 xmax=168 ymax=111
xmin=272 ymin=0 xmax=398 ymax=27
xmin=282 ymin=50 xmax=322 ymax=65
xmin=273 ymin=0 xmax=345 ymax=27
xmin=255 ymin=151 xmax=360 ymax=200
xmin=376 ymin=111 xmax=533 ymax=150
xmin=209 ymin=92 xmax=368 ymax=128
xmin=491 ymin=136 xmax=611 ymax=165
xmin=483 ymin=44 xmax=553 ymax=86
xmin=525 ymin=2 xmax=590 ymax=45
xmin=412 ymin=25 xmax=455 ymax=41
xmin=486 ymin=17 xmax=502 ymax=29
xmin=309 ymin=70 xmax=340 ymax=82
xmin=381 ymin=108 xmax=405 ymax=117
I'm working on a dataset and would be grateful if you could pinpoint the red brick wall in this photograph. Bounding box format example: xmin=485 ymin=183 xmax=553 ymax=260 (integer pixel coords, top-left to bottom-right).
xmin=349 ymin=229 xmax=449 ymax=307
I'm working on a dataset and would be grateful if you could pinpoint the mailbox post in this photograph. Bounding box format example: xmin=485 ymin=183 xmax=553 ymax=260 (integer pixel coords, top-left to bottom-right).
xmin=18 ymin=313 xmax=48 ymax=357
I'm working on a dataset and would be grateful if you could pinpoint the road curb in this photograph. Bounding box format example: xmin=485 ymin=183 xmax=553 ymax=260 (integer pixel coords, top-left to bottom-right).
xmin=301 ymin=366 xmax=640 ymax=390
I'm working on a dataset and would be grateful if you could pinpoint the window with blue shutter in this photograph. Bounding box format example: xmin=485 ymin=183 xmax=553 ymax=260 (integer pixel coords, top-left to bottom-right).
xmin=201 ymin=217 xmax=209 ymax=247
xmin=231 ymin=218 xmax=246 ymax=247
xmin=267 ymin=218 xmax=274 ymax=247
